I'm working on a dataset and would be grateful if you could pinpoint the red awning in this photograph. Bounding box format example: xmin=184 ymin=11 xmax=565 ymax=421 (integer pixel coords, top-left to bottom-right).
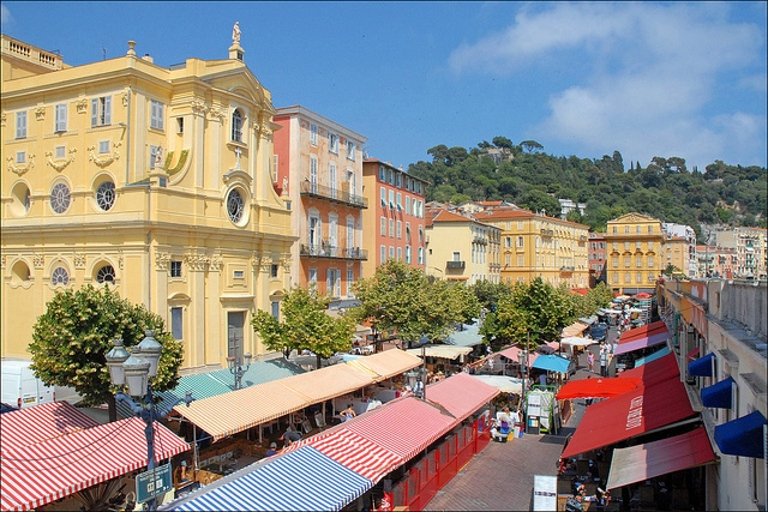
xmin=427 ymin=372 xmax=500 ymax=424
xmin=497 ymin=346 xmax=537 ymax=366
xmin=0 ymin=417 xmax=190 ymax=511
xmin=288 ymin=428 xmax=404 ymax=483
xmin=606 ymin=427 xmax=715 ymax=490
xmin=686 ymin=347 xmax=700 ymax=362
xmin=556 ymin=376 xmax=641 ymax=400
xmin=619 ymin=353 xmax=680 ymax=386
xmin=619 ymin=320 xmax=668 ymax=342
xmin=344 ymin=397 xmax=455 ymax=461
xmin=0 ymin=402 xmax=98 ymax=451
xmin=613 ymin=331 xmax=670 ymax=355
xmin=561 ymin=375 xmax=696 ymax=459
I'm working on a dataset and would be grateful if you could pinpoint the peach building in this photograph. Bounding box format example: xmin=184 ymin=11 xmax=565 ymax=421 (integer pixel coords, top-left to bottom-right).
xmin=361 ymin=159 xmax=429 ymax=277
xmin=273 ymin=106 xmax=367 ymax=303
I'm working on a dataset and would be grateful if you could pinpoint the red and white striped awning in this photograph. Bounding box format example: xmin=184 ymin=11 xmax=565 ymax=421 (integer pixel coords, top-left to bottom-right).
xmin=426 ymin=372 xmax=499 ymax=425
xmin=344 ymin=397 xmax=455 ymax=461
xmin=0 ymin=417 xmax=190 ymax=511
xmin=0 ymin=402 xmax=98 ymax=451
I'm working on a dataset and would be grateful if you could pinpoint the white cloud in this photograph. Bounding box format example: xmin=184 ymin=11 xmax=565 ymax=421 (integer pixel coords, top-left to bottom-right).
xmin=1 ymin=5 xmax=13 ymax=27
xmin=449 ymin=2 xmax=766 ymax=169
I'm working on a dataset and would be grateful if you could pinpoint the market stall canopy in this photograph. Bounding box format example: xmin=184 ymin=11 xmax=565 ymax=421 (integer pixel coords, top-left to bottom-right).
xmin=344 ymin=349 xmax=423 ymax=381
xmin=0 ymin=402 xmax=98 ymax=450
xmin=1 ymin=417 xmax=189 ymax=512
xmin=406 ymin=344 xmax=473 ymax=360
xmin=619 ymin=320 xmax=668 ymax=342
xmin=556 ymin=376 xmax=641 ymax=400
xmin=427 ymin=372 xmax=500 ymax=423
xmin=497 ymin=345 xmax=538 ymax=367
xmin=561 ymin=336 xmax=597 ymax=348
xmin=561 ymin=322 xmax=589 ymax=338
xmin=172 ymin=446 xmax=372 ymax=512
xmin=531 ymin=354 xmax=571 ymax=374
xmin=714 ymin=410 xmax=767 ymax=458
xmin=606 ymin=427 xmax=715 ymax=490
xmin=633 ymin=345 xmax=672 ymax=367
xmin=470 ymin=375 xmax=524 ymax=394
xmin=614 ymin=331 xmax=670 ymax=356
xmin=620 ymin=353 xmax=681 ymax=387
xmin=561 ymin=375 xmax=696 ymax=459
xmin=443 ymin=323 xmax=485 ymax=347
xmin=283 ymin=364 xmax=373 ymax=403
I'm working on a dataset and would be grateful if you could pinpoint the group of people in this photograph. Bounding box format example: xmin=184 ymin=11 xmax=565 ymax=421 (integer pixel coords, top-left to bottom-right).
xmin=586 ymin=343 xmax=613 ymax=377
xmin=489 ymin=406 xmax=522 ymax=442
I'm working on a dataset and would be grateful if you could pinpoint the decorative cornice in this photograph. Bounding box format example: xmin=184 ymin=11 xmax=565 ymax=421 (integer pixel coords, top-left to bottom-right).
xmin=7 ymin=154 xmax=35 ymax=176
xmin=88 ymin=142 xmax=121 ymax=168
xmin=208 ymin=107 xmax=226 ymax=122
xmin=208 ymin=255 xmax=223 ymax=272
xmin=186 ymin=254 xmax=209 ymax=272
xmin=45 ymin=148 xmax=76 ymax=172
xmin=155 ymin=252 xmax=171 ymax=271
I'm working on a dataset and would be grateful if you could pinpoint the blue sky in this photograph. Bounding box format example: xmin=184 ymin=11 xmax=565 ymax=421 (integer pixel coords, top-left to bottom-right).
xmin=2 ymin=1 xmax=766 ymax=172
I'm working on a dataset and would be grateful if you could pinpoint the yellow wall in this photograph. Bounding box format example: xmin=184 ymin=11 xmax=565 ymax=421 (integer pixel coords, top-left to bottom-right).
xmin=604 ymin=213 xmax=665 ymax=293
xmin=1 ymin=36 xmax=294 ymax=371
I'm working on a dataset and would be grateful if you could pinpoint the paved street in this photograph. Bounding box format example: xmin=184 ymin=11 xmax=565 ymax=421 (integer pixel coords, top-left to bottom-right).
xmin=424 ymin=343 xmax=607 ymax=511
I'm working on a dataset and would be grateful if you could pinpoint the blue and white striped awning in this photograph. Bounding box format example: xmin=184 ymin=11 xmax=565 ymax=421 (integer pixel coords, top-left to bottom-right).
xmin=171 ymin=446 xmax=372 ymax=511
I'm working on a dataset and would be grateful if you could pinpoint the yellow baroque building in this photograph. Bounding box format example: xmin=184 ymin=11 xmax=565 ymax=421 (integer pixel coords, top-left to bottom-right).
xmin=604 ymin=213 xmax=665 ymax=294
xmin=473 ymin=207 xmax=590 ymax=289
xmin=1 ymin=35 xmax=295 ymax=372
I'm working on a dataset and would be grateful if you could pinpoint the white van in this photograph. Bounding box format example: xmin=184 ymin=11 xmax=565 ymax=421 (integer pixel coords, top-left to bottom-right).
xmin=1 ymin=360 xmax=55 ymax=409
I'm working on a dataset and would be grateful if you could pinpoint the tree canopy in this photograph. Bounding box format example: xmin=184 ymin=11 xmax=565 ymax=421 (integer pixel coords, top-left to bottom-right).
xmin=408 ymin=137 xmax=767 ymax=236
xmin=29 ymin=285 xmax=182 ymax=422
xmin=351 ymin=259 xmax=480 ymax=346
xmin=251 ymin=286 xmax=355 ymax=369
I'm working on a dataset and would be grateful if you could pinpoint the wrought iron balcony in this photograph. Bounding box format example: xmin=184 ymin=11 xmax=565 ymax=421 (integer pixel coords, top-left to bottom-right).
xmin=473 ymin=236 xmax=488 ymax=245
xmin=446 ymin=261 xmax=466 ymax=270
xmin=300 ymin=180 xmax=368 ymax=209
xmin=300 ymin=243 xmax=368 ymax=261
xmin=540 ymin=229 xmax=554 ymax=236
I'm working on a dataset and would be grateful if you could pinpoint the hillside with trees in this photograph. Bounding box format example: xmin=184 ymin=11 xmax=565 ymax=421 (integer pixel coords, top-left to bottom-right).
xmin=406 ymin=137 xmax=767 ymax=239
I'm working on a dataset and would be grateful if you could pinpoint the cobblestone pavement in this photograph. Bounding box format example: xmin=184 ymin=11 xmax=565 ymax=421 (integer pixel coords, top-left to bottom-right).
xmin=424 ymin=363 xmax=597 ymax=511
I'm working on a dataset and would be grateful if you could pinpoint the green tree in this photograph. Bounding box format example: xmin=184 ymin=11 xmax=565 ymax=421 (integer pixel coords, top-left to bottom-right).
xmin=491 ymin=278 xmax=575 ymax=349
xmin=29 ymin=285 xmax=182 ymax=422
xmin=471 ymin=280 xmax=512 ymax=312
xmin=518 ymin=189 xmax=562 ymax=217
xmin=251 ymin=286 xmax=354 ymax=369
xmin=520 ymin=140 xmax=544 ymax=153
xmin=351 ymin=260 xmax=464 ymax=346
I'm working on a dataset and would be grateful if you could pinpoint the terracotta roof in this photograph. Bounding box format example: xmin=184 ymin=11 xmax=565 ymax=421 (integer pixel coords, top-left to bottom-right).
xmin=429 ymin=209 xmax=475 ymax=224
xmin=473 ymin=208 xmax=534 ymax=220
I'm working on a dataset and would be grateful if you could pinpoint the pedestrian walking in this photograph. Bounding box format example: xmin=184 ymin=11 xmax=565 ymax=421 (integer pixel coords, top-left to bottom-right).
xmin=600 ymin=347 xmax=607 ymax=377
xmin=587 ymin=351 xmax=595 ymax=373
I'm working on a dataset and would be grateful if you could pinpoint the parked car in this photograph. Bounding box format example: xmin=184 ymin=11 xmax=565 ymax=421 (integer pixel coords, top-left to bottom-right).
xmin=1 ymin=360 xmax=55 ymax=409
xmin=589 ymin=322 xmax=608 ymax=341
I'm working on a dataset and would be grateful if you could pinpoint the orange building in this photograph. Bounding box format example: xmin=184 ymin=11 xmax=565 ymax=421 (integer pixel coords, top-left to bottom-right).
xmin=588 ymin=232 xmax=607 ymax=286
xmin=361 ymin=159 xmax=429 ymax=277
xmin=273 ymin=106 xmax=367 ymax=302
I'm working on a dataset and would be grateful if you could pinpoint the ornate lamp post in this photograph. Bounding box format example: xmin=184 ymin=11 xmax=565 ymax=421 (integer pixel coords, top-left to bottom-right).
xmin=518 ymin=344 xmax=529 ymax=432
xmin=105 ymin=331 xmax=193 ymax=511
xmin=405 ymin=344 xmax=429 ymax=400
xmin=227 ymin=350 xmax=252 ymax=391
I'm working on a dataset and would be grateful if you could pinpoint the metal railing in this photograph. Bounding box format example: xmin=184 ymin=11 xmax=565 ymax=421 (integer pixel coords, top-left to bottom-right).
xmin=299 ymin=181 xmax=368 ymax=208
xmin=300 ymin=243 xmax=368 ymax=260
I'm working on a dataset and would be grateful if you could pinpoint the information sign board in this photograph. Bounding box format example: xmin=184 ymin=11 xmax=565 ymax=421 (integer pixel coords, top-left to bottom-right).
xmin=136 ymin=463 xmax=172 ymax=504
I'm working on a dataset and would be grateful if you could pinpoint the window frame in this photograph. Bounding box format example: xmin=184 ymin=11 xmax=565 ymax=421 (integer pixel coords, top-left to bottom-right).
xmin=150 ymin=100 xmax=165 ymax=131
xmin=16 ymin=111 xmax=27 ymax=139
xmin=170 ymin=261 xmax=183 ymax=279
xmin=55 ymin=103 xmax=67 ymax=132
xmin=91 ymin=96 xmax=112 ymax=127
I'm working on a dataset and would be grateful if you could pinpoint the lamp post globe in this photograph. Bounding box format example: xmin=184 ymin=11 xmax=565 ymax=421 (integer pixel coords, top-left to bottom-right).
xmin=136 ymin=330 xmax=162 ymax=378
xmin=105 ymin=338 xmax=130 ymax=387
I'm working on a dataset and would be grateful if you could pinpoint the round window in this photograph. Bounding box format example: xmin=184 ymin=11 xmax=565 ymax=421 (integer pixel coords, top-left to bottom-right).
xmin=51 ymin=266 xmax=69 ymax=286
xmin=227 ymin=188 xmax=245 ymax=224
xmin=51 ymin=183 xmax=71 ymax=214
xmin=96 ymin=265 xmax=115 ymax=284
xmin=96 ymin=181 xmax=115 ymax=211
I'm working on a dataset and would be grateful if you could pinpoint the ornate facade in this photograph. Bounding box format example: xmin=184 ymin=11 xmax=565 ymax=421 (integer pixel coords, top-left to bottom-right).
xmin=604 ymin=213 xmax=665 ymax=294
xmin=1 ymin=35 xmax=294 ymax=371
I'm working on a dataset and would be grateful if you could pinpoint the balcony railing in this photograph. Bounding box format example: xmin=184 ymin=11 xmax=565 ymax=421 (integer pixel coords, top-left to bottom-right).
xmin=540 ymin=229 xmax=554 ymax=236
xmin=446 ymin=261 xmax=466 ymax=270
xmin=300 ymin=180 xmax=368 ymax=209
xmin=300 ymin=243 xmax=368 ymax=261
xmin=473 ymin=236 xmax=488 ymax=245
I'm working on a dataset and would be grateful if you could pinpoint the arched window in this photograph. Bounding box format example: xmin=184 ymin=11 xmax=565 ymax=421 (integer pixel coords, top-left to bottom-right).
xmin=96 ymin=181 xmax=115 ymax=211
xmin=51 ymin=266 xmax=69 ymax=286
xmin=231 ymin=109 xmax=243 ymax=142
xmin=96 ymin=265 xmax=115 ymax=284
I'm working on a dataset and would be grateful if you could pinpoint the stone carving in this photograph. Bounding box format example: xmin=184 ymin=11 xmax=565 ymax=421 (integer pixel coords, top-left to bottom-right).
xmin=208 ymin=255 xmax=223 ymax=272
xmin=45 ymin=148 xmax=76 ymax=172
xmin=154 ymin=146 xmax=164 ymax=170
xmin=191 ymin=100 xmax=207 ymax=117
xmin=1 ymin=113 xmax=5 ymax=127
xmin=208 ymin=107 xmax=225 ymax=122
xmin=35 ymin=106 xmax=46 ymax=121
xmin=232 ymin=22 xmax=241 ymax=44
xmin=73 ymin=253 xmax=86 ymax=269
xmin=155 ymin=252 xmax=171 ymax=270
xmin=186 ymin=254 xmax=209 ymax=272
xmin=76 ymin=98 xmax=88 ymax=114
xmin=122 ymin=92 xmax=129 ymax=107
xmin=87 ymin=142 xmax=121 ymax=168
xmin=33 ymin=254 xmax=44 ymax=269
xmin=7 ymin=154 xmax=35 ymax=176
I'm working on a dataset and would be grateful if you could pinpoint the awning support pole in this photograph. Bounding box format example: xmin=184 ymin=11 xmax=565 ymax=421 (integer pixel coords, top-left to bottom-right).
xmin=193 ymin=424 xmax=199 ymax=470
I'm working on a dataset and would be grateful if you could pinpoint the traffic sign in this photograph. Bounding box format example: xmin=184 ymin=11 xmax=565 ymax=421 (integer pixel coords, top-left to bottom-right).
xmin=136 ymin=463 xmax=173 ymax=504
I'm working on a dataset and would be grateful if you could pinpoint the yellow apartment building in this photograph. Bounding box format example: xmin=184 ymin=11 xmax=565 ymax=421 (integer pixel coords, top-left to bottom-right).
xmin=664 ymin=236 xmax=690 ymax=277
xmin=604 ymin=213 xmax=665 ymax=294
xmin=1 ymin=33 xmax=294 ymax=371
xmin=424 ymin=208 xmax=501 ymax=283
xmin=473 ymin=207 xmax=589 ymax=288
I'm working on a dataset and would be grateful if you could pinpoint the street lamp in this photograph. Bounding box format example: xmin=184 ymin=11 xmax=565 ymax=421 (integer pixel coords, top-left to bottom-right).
xmin=105 ymin=332 xmax=193 ymax=511
xmin=405 ymin=344 xmax=429 ymax=400
xmin=227 ymin=350 xmax=252 ymax=391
